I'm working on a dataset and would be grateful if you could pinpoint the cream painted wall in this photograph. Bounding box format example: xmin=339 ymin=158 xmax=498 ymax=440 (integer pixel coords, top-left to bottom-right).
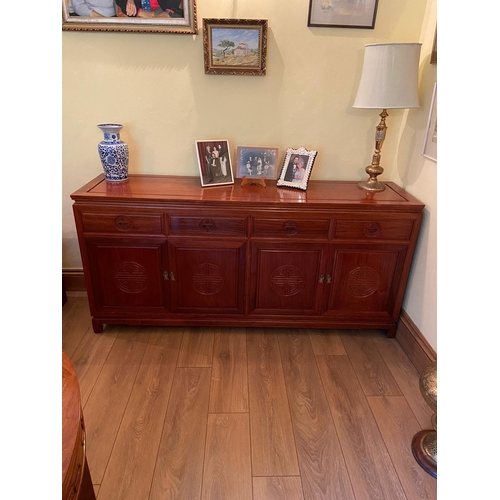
xmin=62 ymin=0 xmax=436 ymax=348
xmin=392 ymin=0 xmax=437 ymax=351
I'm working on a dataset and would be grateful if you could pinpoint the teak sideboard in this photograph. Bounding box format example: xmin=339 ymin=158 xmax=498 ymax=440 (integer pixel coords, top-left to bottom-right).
xmin=71 ymin=175 xmax=424 ymax=336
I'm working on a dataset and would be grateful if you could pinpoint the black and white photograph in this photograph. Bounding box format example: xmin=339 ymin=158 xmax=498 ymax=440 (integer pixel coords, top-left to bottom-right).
xmin=276 ymin=147 xmax=317 ymax=191
xmin=195 ymin=140 xmax=234 ymax=187
xmin=236 ymin=147 xmax=278 ymax=179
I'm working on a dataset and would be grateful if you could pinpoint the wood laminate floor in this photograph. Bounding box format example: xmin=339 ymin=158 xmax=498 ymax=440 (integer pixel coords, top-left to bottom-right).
xmin=63 ymin=295 xmax=437 ymax=500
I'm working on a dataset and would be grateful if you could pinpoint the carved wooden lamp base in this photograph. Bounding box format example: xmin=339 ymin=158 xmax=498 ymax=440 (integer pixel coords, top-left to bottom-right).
xmin=241 ymin=176 xmax=266 ymax=188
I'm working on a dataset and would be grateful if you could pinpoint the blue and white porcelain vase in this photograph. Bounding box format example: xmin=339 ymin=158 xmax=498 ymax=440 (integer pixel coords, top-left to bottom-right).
xmin=97 ymin=123 xmax=129 ymax=181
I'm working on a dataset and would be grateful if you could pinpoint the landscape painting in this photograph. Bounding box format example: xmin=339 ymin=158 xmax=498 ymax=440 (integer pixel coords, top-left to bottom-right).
xmin=203 ymin=19 xmax=268 ymax=75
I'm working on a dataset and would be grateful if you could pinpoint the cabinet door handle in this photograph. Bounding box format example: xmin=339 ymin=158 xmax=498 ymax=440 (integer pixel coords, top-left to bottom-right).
xmin=163 ymin=271 xmax=169 ymax=281
xmin=326 ymin=275 xmax=332 ymax=284
xmin=170 ymin=272 xmax=176 ymax=281
xmin=319 ymin=274 xmax=325 ymax=284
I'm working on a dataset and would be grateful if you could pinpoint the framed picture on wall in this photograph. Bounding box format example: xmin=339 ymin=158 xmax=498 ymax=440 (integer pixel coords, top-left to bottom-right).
xmin=62 ymin=0 xmax=197 ymax=33
xmin=203 ymin=18 xmax=268 ymax=76
xmin=422 ymin=83 xmax=437 ymax=162
xmin=276 ymin=147 xmax=317 ymax=191
xmin=236 ymin=147 xmax=279 ymax=179
xmin=195 ymin=140 xmax=234 ymax=187
xmin=308 ymin=0 xmax=379 ymax=29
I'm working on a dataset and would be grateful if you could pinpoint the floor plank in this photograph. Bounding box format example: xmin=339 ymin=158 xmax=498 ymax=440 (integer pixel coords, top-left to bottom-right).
xmin=209 ymin=328 xmax=249 ymax=413
xmin=150 ymin=367 xmax=211 ymax=500
xmin=83 ymin=337 xmax=147 ymax=483
xmin=317 ymin=355 xmax=407 ymax=500
xmin=372 ymin=335 xmax=434 ymax=429
xmin=69 ymin=329 xmax=117 ymax=408
xmin=340 ymin=330 xmax=403 ymax=396
xmin=278 ymin=331 xmax=355 ymax=500
xmin=177 ymin=326 xmax=215 ymax=367
xmin=308 ymin=329 xmax=347 ymax=355
xmin=98 ymin=333 xmax=182 ymax=500
xmin=253 ymin=476 xmax=304 ymax=500
xmin=367 ymin=396 xmax=437 ymax=500
xmin=201 ymin=413 xmax=252 ymax=500
xmin=247 ymin=330 xmax=300 ymax=476
xmin=62 ymin=298 xmax=92 ymax=357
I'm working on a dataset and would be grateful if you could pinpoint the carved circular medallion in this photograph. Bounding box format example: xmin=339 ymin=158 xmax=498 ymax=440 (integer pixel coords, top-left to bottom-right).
xmin=192 ymin=263 xmax=225 ymax=294
xmin=364 ymin=222 xmax=381 ymax=238
xmin=199 ymin=219 xmax=216 ymax=232
xmin=114 ymin=261 xmax=148 ymax=293
xmin=115 ymin=216 xmax=131 ymax=231
xmin=270 ymin=265 xmax=304 ymax=296
xmin=345 ymin=266 xmax=380 ymax=297
xmin=282 ymin=221 xmax=298 ymax=235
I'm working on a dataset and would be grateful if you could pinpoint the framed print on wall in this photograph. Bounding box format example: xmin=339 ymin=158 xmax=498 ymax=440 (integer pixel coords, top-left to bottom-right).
xmin=308 ymin=0 xmax=379 ymax=29
xmin=276 ymin=147 xmax=318 ymax=191
xmin=195 ymin=140 xmax=234 ymax=187
xmin=203 ymin=19 xmax=268 ymax=75
xmin=422 ymin=83 xmax=437 ymax=162
xmin=236 ymin=147 xmax=279 ymax=179
xmin=62 ymin=0 xmax=197 ymax=33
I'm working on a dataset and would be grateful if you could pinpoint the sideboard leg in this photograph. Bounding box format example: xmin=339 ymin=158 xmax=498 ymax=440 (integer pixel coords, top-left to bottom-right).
xmin=386 ymin=325 xmax=397 ymax=338
xmin=92 ymin=318 xmax=104 ymax=334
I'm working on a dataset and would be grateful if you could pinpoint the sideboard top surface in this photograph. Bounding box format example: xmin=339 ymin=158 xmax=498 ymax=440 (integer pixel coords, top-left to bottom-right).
xmin=71 ymin=174 xmax=424 ymax=211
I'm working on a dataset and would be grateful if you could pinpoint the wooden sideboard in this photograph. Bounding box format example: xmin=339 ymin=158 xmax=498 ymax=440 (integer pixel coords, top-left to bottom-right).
xmin=71 ymin=175 xmax=424 ymax=336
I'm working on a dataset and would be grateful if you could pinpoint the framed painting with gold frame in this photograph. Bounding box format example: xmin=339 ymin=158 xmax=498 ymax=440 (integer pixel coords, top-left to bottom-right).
xmin=62 ymin=0 xmax=197 ymax=33
xmin=203 ymin=18 xmax=268 ymax=76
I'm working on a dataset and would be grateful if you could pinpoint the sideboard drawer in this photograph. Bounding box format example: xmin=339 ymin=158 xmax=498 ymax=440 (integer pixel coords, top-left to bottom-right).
xmin=169 ymin=216 xmax=247 ymax=237
xmin=82 ymin=213 xmax=163 ymax=235
xmin=252 ymin=217 xmax=330 ymax=239
xmin=334 ymin=218 xmax=414 ymax=241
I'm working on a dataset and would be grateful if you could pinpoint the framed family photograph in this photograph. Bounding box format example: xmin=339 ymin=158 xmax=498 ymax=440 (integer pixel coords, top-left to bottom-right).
xmin=276 ymin=147 xmax=318 ymax=191
xmin=62 ymin=0 xmax=197 ymax=33
xmin=236 ymin=147 xmax=279 ymax=179
xmin=195 ymin=140 xmax=234 ymax=187
xmin=203 ymin=19 xmax=268 ymax=76
xmin=422 ymin=83 xmax=437 ymax=162
xmin=308 ymin=0 xmax=378 ymax=29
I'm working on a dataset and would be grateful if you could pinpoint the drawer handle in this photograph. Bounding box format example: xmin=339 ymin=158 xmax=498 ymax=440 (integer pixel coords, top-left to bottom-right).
xmin=364 ymin=222 xmax=381 ymax=237
xmin=283 ymin=221 xmax=298 ymax=235
xmin=115 ymin=216 xmax=131 ymax=231
xmin=200 ymin=219 xmax=216 ymax=232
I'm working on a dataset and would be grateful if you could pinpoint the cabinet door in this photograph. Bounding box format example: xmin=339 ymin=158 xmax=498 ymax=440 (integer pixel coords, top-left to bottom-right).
xmin=167 ymin=238 xmax=246 ymax=314
xmin=325 ymin=245 xmax=407 ymax=320
xmin=85 ymin=237 xmax=168 ymax=313
xmin=249 ymin=242 xmax=328 ymax=315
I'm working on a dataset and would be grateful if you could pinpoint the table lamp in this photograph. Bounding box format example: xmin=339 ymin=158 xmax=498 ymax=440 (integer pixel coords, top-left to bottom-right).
xmin=353 ymin=43 xmax=421 ymax=191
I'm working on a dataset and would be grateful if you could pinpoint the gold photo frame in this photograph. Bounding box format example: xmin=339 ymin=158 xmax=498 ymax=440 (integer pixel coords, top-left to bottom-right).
xmin=62 ymin=0 xmax=197 ymax=33
xmin=203 ymin=19 xmax=268 ymax=76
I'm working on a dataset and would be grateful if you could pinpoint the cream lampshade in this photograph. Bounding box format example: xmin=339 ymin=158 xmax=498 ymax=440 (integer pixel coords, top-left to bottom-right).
xmin=353 ymin=43 xmax=422 ymax=191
